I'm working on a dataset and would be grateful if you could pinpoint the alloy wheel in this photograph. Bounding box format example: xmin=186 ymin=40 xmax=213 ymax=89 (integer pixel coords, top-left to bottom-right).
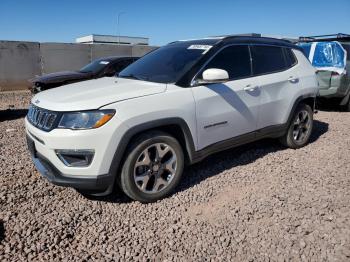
xmin=292 ymin=110 xmax=311 ymax=143
xmin=133 ymin=143 xmax=177 ymax=194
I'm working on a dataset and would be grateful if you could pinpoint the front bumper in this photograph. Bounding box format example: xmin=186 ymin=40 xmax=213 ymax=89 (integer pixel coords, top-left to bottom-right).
xmin=27 ymin=135 xmax=113 ymax=193
xmin=25 ymin=114 xmax=129 ymax=194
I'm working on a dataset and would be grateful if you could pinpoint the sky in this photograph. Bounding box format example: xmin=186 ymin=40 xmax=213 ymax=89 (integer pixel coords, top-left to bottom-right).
xmin=1 ymin=0 xmax=350 ymax=46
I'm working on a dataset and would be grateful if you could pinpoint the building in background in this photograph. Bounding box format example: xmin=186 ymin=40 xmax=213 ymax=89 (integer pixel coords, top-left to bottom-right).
xmin=0 ymin=35 xmax=156 ymax=91
xmin=76 ymin=34 xmax=149 ymax=45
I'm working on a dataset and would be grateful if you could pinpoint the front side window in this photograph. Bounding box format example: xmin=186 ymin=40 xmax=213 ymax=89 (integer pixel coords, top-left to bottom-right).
xmin=201 ymin=45 xmax=251 ymax=80
xmin=251 ymin=45 xmax=286 ymax=75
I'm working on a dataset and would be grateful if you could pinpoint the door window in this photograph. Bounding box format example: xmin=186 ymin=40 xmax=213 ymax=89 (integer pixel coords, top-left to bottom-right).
xmin=202 ymin=45 xmax=252 ymax=80
xmin=251 ymin=45 xmax=286 ymax=75
xmin=284 ymin=48 xmax=297 ymax=68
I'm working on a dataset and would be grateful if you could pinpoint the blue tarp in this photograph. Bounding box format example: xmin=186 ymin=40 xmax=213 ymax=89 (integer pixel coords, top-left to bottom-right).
xmin=298 ymin=41 xmax=346 ymax=70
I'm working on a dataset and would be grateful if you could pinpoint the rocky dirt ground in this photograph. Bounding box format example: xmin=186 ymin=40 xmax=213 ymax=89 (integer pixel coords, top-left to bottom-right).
xmin=0 ymin=92 xmax=349 ymax=261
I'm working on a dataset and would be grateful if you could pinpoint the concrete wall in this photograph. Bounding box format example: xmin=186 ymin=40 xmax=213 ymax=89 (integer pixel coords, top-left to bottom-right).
xmin=0 ymin=41 xmax=41 ymax=92
xmin=132 ymin=45 xmax=156 ymax=57
xmin=90 ymin=44 xmax=132 ymax=60
xmin=0 ymin=41 xmax=157 ymax=91
xmin=40 ymin=43 xmax=91 ymax=74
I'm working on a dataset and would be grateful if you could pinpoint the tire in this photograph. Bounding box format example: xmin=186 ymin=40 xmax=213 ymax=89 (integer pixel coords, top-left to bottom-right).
xmin=119 ymin=130 xmax=184 ymax=203
xmin=279 ymin=103 xmax=313 ymax=149
xmin=345 ymin=97 xmax=350 ymax=112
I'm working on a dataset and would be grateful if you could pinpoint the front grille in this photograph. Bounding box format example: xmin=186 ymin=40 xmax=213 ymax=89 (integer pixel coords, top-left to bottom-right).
xmin=27 ymin=104 xmax=59 ymax=131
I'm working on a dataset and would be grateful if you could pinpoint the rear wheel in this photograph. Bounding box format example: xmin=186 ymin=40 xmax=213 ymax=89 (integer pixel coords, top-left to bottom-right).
xmin=119 ymin=131 xmax=184 ymax=203
xmin=279 ymin=104 xmax=313 ymax=149
xmin=345 ymin=97 xmax=350 ymax=112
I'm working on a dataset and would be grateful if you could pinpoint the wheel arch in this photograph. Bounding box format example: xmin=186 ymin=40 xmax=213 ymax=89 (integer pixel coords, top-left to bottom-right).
xmin=287 ymin=94 xmax=316 ymax=126
xmin=107 ymin=118 xmax=196 ymax=186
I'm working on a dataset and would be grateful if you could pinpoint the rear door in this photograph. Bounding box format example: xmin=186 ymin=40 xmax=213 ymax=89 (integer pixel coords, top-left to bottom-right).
xmin=251 ymin=45 xmax=299 ymax=129
xmin=192 ymin=45 xmax=261 ymax=150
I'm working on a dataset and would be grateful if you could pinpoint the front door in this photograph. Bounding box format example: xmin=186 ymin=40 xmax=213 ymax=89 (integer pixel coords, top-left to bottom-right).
xmin=191 ymin=45 xmax=261 ymax=150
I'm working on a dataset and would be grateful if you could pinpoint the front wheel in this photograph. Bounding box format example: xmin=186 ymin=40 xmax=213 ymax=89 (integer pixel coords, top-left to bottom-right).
xmin=119 ymin=131 xmax=184 ymax=203
xmin=279 ymin=104 xmax=314 ymax=149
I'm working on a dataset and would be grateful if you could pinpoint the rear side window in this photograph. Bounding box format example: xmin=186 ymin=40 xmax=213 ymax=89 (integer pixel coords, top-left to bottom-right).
xmin=203 ymin=45 xmax=251 ymax=80
xmin=251 ymin=45 xmax=286 ymax=75
xmin=284 ymin=48 xmax=297 ymax=67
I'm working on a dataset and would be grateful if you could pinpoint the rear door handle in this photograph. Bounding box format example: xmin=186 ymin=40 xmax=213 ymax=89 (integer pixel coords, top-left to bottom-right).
xmin=243 ymin=84 xmax=259 ymax=92
xmin=288 ymin=76 xmax=299 ymax=83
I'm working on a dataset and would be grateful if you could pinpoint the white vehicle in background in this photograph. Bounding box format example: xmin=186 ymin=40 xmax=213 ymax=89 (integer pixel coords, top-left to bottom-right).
xmin=25 ymin=35 xmax=318 ymax=203
xmin=298 ymin=33 xmax=350 ymax=110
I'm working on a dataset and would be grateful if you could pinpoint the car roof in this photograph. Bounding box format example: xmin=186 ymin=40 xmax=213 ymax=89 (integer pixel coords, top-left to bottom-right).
xmin=223 ymin=36 xmax=298 ymax=49
xmin=169 ymin=35 xmax=300 ymax=50
xmin=95 ymin=56 xmax=139 ymax=62
xmin=169 ymin=38 xmax=223 ymax=46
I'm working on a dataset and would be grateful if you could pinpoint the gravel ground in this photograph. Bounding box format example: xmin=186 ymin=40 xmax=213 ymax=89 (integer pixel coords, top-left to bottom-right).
xmin=0 ymin=92 xmax=349 ymax=261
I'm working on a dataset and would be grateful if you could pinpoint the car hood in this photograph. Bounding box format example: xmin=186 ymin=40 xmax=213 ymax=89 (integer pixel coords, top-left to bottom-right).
xmin=31 ymin=77 xmax=167 ymax=111
xmin=33 ymin=71 xmax=90 ymax=84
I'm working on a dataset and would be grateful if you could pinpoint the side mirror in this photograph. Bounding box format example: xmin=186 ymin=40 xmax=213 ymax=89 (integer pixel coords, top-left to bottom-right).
xmin=200 ymin=68 xmax=229 ymax=84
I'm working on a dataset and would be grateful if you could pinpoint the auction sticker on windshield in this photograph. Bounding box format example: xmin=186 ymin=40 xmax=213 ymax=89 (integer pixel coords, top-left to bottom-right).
xmin=187 ymin=45 xmax=212 ymax=54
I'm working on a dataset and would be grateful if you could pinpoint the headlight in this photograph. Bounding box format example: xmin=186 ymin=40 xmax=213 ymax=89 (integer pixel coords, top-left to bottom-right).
xmin=58 ymin=110 xmax=115 ymax=130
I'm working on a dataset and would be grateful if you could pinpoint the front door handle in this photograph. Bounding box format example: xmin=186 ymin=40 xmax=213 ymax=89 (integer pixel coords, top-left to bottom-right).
xmin=288 ymin=76 xmax=299 ymax=83
xmin=243 ymin=84 xmax=259 ymax=92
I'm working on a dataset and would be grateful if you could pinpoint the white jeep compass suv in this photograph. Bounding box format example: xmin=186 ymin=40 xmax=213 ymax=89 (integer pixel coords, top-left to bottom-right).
xmin=26 ymin=36 xmax=318 ymax=203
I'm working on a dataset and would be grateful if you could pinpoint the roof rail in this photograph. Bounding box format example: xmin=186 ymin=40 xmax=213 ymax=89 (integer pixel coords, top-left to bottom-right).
xmin=211 ymin=33 xmax=262 ymax=38
xmin=299 ymin=33 xmax=350 ymax=41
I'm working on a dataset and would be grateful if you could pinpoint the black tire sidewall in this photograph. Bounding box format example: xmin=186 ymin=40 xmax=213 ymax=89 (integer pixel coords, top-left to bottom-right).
xmin=287 ymin=104 xmax=313 ymax=148
xmin=120 ymin=133 xmax=184 ymax=203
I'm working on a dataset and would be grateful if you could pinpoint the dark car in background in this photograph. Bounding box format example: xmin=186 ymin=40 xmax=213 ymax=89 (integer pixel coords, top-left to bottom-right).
xmin=29 ymin=56 xmax=139 ymax=93
xmin=298 ymin=34 xmax=350 ymax=111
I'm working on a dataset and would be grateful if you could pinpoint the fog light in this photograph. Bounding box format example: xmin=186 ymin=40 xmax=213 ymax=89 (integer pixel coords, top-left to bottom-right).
xmin=55 ymin=150 xmax=94 ymax=167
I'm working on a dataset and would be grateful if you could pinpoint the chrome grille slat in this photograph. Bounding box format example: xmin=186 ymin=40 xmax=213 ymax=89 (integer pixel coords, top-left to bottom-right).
xmin=27 ymin=104 xmax=58 ymax=131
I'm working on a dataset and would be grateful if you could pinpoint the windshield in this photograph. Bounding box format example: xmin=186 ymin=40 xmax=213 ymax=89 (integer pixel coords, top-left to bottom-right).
xmin=118 ymin=43 xmax=211 ymax=83
xmin=79 ymin=59 xmax=110 ymax=73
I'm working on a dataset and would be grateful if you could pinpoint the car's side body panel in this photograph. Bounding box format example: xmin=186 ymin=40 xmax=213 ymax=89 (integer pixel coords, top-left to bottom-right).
xmin=192 ymin=76 xmax=261 ymax=150
xmin=256 ymin=66 xmax=299 ymax=129
xmin=103 ymin=84 xmax=198 ymax=148
xmin=257 ymin=50 xmax=318 ymax=128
